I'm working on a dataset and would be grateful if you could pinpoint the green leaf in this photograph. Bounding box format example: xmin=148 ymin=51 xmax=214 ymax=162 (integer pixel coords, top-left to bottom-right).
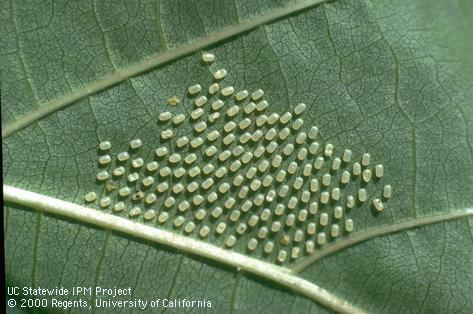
xmin=3 ymin=0 xmax=473 ymax=313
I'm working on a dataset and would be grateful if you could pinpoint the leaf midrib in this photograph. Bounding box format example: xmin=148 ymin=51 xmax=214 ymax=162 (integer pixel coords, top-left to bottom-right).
xmin=2 ymin=0 xmax=329 ymax=139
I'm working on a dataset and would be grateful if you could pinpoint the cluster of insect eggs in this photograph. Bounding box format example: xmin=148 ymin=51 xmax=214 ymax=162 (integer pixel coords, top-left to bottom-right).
xmin=84 ymin=51 xmax=392 ymax=263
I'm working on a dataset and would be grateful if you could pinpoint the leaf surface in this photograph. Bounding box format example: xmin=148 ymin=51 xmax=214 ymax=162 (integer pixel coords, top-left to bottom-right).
xmin=3 ymin=0 xmax=473 ymax=313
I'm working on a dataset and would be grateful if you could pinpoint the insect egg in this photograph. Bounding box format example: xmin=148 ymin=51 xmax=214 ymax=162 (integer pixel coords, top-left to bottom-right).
xmin=188 ymin=84 xmax=202 ymax=95
xmin=254 ymin=145 xmax=265 ymax=158
xmin=248 ymin=215 xmax=259 ymax=227
xmin=383 ymin=185 xmax=392 ymax=199
xmin=362 ymin=169 xmax=372 ymax=182
xmin=166 ymin=96 xmax=180 ymax=106
xmin=146 ymin=162 xmax=159 ymax=172
xmin=218 ymin=150 xmax=232 ymax=162
xmin=204 ymin=146 xmax=217 ymax=158
xmin=309 ymin=202 xmax=318 ymax=214
xmin=195 ymin=208 xmax=207 ymax=220
xmin=224 ymin=197 xmax=236 ymax=209
xmin=317 ymin=232 xmax=326 ymax=245
xmin=113 ymin=202 xmax=125 ymax=212
xmin=186 ymin=181 xmax=198 ymax=193
xmin=277 ymin=250 xmax=288 ymax=263
xmin=117 ymin=151 xmax=130 ymax=162
xmin=157 ymin=182 xmax=169 ymax=192
xmin=278 ymin=185 xmax=289 ymax=198
xmin=256 ymin=115 xmax=267 ymax=127
xmin=301 ymin=191 xmax=310 ymax=203
xmin=158 ymin=212 xmax=169 ymax=224
xmin=239 ymin=118 xmax=252 ymax=129
xmin=173 ymin=216 xmax=185 ymax=228
xmin=272 ymin=155 xmax=282 ymax=168
xmin=184 ymin=221 xmax=196 ymax=233
xmin=266 ymin=141 xmax=278 ymax=154
xmin=287 ymin=162 xmax=298 ymax=174
xmin=158 ymin=111 xmax=172 ymax=122
xmin=142 ymin=176 xmax=155 ymax=187
xmin=258 ymin=160 xmax=270 ymax=173
xmin=358 ymin=189 xmax=367 ymax=202
xmin=161 ymin=129 xmax=174 ymax=140
xmin=129 ymin=207 xmax=142 ymax=218
xmin=271 ymin=221 xmax=282 ymax=233
xmin=294 ymin=229 xmax=304 ymax=242
xmin=334 ymin=206 xmax=343 ymax=219
xmin=194 ymin=121 xmax=207 ymax=133
xmin=342 ymin=149 xmax=352 ymax=162
xmin=207 ymin=130 xmax=220 ymax=141
xmin=296 ymin=132 xmax=307 ymax=144
xmin=239 ymin=132 xmax=252 ymax=144
xmin=320 ymin=213 xmax=329 ymax=226
xmin=84 ymin=192 xmax=97 ymax=202
xmin=265 ymin=188 xmax=276 ymax=201
xmin=292 ymin=118 xmax=304 ymax=131
xmin=288 ymin=196 xmax=298 ymax=209
xmin=352 ymin=162 xmax=361 ymax=175
xmin=293 ymin=177 xmax=304 ymax=190
xmin=143 ymin=209 xmax=156 ymax=221
xmin=172 ymin=114 xmax=186 ymax=125
xmin=132 ymin=191 xmax=144 ymax=201
xmin=230 ymin=210 xmax=241 ymax=221
xmin=314 ymin=156 xmax=324 ymax=170
xmin=190 ymin=136 xmax=204 ymax=148
xmin=159 ymin=166 xmax=171 ymax=177
xmin=208 ymin=83 xmax=219 ymax=94
xmin=218 ymin=182 xmax=230 ymax=193
xmin=373 ymin=198 xmax=384 ymax=212
xmin=211 ymin=206 xmax=223 ymax=218
xmin=213 ymin=69 xmax=227 ymax=80
xmin=264 ymin=241 xmax=274 ymax=253
xmin=345 ymin=219 xmax=354 ymax=232
xmin=298 ymin=209 xmax=308 ymax=222
xmin=310 ymin=179 xmax=319 ymax=192
xmin=308 ymin=126 xmax=318 ymax=140
xmin=332 ymin=158 xmax=341 ymax=171
xmin=199 ymin=226 xmax=210 ymax=238
xmin=346 ymin=195 xmax=355 ymax=208
xmin=131 ymin=158 xmax=144 ymax=168
xmin=251 ymin=89 xmax=264 ymax=101
xmin=173 ymin=167 xmax=186 ymax=178
xmin=307 ymin=223 xmax=316 ymax=235
xmin=275 ymin=170 xmax=287 ymax=183
xmin=235 ymin=90 xmax=249 ymax=101
xmin=178 ymin=200 xmax=190 ymax=212
xmin=212 ymin=99 xmax=224 ymax=110
xmin=172 ymin=183 xmax=184 ymax=194
xmin=297 ymin=148 xmax=308 ymax=161
xmin=164 ymin=196 xmax=176 ymax=208
xmin=223 ymin=121 xmax=236 ymax=133
xmin=260 ymin=209 xmax=271 ymax=221
xmin=331 ymin=224 xmax=340 ymax=237
xmin=99 ymin=197 xmax=111 ymax=208
xmin=241 ymin=199 xmax=252 ymax=211
xmin=207 ymin=192 xmax=218 ymax=203
xmin=285 ymin=214 xmax=295 ymax=227
xmin=324 ymin=143 xmax=334 ymax=157
xmin=332 ymin=188 xmax=341 ymax=201
xmin=294 ymin=103 xmax=307 ymax=115
xmin=303 ymin=164 xmax=313 ymax=177
xmin=361 ymin=153 xmax=371 ymax=166
xmin=244 ymin=102 xmax=256 ymax=114
xmin=216 ymin=222 xmax=227 ymax=234
xmin=191 ymin=108 xmax=204 ymax=120
xmin=283 ymin=143 xmax=294 ymax=156
xmin=221 ymin=86 xmax=235 ymax=96
xmin=193 ymin=195 xmax=205 ymax=206
xmin=280 ymin=112 xmax=292 ymax=124
xmin=247 ymin=238 xmax=258 ymax=251
xmin=279 ymin=127 xmax=291 ymax=140
xmin=194 ymin=95 xmax=208 ymax=107
xmin=340 ymin=170 xmax=350 ymax=184
xmin=201 ymin=51 xmax=215 ymax=63
xmin=145 ymin=193 xmax=157 ymax=204
xmin=208 ymin=112 xmax=220 ymax=123
xmin=98 ymin=141 xmax=111 ymax=151
xmin=232 ymin=175 xmax=244 ymax=187
xmin=375 ymin=164 xmax=384 ymax=178
xmin=98 ymin=155 xmax=111 ymax=165
xmin=225 ymin=235 xmax=237 ymax=248
xmin=267 ymin=113 xmax=280 ymax=125
xmin=322 ymin=174 xmax=331 ymax=186
xmin=96 ymin=171 xmax=109 ymax=181
xmin=256 ymin=100 xmax=269 ymax=112
xmin=118 ymin=186 xmax=131 ymax=197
